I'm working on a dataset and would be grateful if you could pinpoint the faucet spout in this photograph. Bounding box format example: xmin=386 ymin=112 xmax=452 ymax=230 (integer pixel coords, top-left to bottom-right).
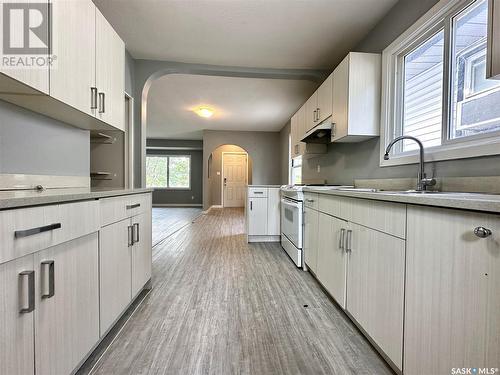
xmin=384 ymin=136 xmax=434 ymax=191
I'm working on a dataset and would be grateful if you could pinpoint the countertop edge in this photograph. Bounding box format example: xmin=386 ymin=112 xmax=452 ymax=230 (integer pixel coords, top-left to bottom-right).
xmin=0 ymin=188 xmax=154 ymax=210
xmin=302 ymin=187 xmax=500 ymax=214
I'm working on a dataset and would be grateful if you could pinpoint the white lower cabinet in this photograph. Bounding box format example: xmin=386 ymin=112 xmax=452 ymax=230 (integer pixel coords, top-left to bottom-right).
xmin=247 ymin=197 xmax=268 ymax=235
xmin=346 ymin=223 xmax=405 ymax=370
xmin=316 ymin=212 xmax=348 ymax=308
xmin=304 ymin=207 xmax=319 ymax=272
xmin=404 ymin=206 xmax=500 ymax=375
xmin=34 ymin=233 xmax=99 ymax=375
xmin=99 ymin=218 xmax=132 ymax=335
xmin=131 ymin=211 xmax=153 ymax=297
xmin=0 ymin=254 xmax=35 ymax=375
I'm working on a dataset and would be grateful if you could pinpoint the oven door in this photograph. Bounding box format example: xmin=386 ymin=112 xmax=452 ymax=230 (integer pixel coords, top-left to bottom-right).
xmin=281 ymin=197 xmax=303 ymax=249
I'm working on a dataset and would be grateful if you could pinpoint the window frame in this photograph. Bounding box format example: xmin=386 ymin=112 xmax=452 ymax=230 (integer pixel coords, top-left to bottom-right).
xmin=380 ymin=0 xmax=500 ymax=167
xmin=146 ymin=154 xmax=192 ymax=190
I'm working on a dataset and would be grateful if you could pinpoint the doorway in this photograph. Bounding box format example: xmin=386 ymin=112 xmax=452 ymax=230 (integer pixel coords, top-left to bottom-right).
xmin=222 ymin=152 xmax=248 ymax=207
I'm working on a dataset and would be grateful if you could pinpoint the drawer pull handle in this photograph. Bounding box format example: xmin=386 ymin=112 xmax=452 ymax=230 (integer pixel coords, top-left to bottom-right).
xmin=133 ymin=223 xmax=140 ymax=243
xmin=41 ymin=261 xmax=55 ymax=299
xmin=90 ymin=87 xmax=98 ymax=110
xmin=474 ymin=227 xmax=492 ymax=238
xmin=306 ymin=199 xmax=315 ymax=203
xmin=19 ymin=270 xmax=35 ymax=313
xmin=126 ymin=203 xmax=140 ymax=209
xmin=253 ymin=192 xmax=264 ymax=194
xmin=15 ymin=223 xmax=61 ymax=238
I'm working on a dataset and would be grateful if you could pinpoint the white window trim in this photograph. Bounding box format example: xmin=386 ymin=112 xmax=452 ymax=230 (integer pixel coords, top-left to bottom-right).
xmin=146 ymin=154 xmax=192 ymax=190
xmin=380 ymin=0 xmax=500 ymax=167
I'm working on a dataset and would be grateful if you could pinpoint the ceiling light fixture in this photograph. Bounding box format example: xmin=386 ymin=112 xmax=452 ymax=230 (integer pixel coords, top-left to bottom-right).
xmin=193 ymin=106 xmax=214 ymax=118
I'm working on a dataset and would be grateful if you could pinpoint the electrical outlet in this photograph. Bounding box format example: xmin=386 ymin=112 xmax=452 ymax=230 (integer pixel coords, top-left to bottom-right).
xmin=191 ymin=196 xmax=194 ymax=200
xmin=317 ymin=165 xmax=321 ymax=173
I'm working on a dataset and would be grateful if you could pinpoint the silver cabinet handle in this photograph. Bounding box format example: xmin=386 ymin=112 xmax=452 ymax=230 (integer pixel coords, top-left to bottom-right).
xmin=313 ymin=110 xmax=317 ymax=122
xmin=339 ymin=228 xmax=345 ymax=250
xmin=98 ymin=92 xmax=105 ymax=113
xmin=128 ymin=225 xmax=134 ymax=247
xmin=317 ymin=107 xmax=320 ymax=121
xmin=19 ymin=270 xmax=35 ymax=313
xmin=474 ymin=227 xmax=492 ymax=238
xmin=90 ymin=87 xmax=98 ymax=110
xmin=250 ymin=200 xmax=253 ymax=210
xmin=346 ymin=229 xmax=353 ymax=252
xmin=15 ymin=223 xmax=61 ymax=238
xmin=41 ymin=260 xmax=55 ymax=299
xmin=306 ymin=199 xmax=315 ymax=203
xmin=126 ymin=203 xmax=140 ymax=210
xmin=133 ymin=223 xmax=140 ymax=243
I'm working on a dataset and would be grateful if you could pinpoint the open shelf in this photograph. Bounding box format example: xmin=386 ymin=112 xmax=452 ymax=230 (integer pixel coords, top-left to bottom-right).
xmin=90 ymin=132 xmax=116 ymax=144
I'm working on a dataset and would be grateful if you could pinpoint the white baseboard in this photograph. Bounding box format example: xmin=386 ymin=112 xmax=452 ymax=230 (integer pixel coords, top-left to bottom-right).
xmin=153 ymin=203 xmax=202 ymax=207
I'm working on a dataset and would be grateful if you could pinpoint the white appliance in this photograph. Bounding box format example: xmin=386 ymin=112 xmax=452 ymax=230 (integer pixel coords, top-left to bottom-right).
xmin=280 ymin=184 xmax=352 ymax=269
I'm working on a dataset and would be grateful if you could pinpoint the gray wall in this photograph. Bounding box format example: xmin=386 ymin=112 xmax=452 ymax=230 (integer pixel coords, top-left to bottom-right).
xmin=146 ymin=139 xmax=203 ymax=205
xmin=279 ymin=121 xmax=291 ymax=184
xmin=203 ymin=130 xmax=281 ymax=210
xmin=301 ymin=0 xmax=500 ymax=184
xmin=0 ymin=100 xmax=89 ymax=176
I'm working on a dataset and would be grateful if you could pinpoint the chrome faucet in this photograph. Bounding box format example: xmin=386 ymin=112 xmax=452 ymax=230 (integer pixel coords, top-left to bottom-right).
xmin=384 ymin=136 xmax=436 ymax=192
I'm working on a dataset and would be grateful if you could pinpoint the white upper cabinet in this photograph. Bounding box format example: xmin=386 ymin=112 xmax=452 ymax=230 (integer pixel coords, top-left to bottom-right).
xmin=96 ymin=7 xmax=125 ymax=131
xmin=0 ymin=0 xmax=49 ymax=94
xmin=316 ymin=73 xmax=333 ymax=123
xmin=51 ymin=0 xmax=96 ymax=116
xmin=305 ymin=92 xmax=318 ymax=133
xmin=331 ymin=52 xmax=381 ymax=142
xmin=487 ymin=0 xmax=500 ymax=79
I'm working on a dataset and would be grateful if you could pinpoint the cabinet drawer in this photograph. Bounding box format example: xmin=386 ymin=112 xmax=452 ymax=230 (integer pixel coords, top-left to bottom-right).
xmin=100 ymin=193 xmax=152 ymax=227
xmin=248 ymin=188 xmax=268 ymax=198
xmin=342 ymin=197 xmax=406 ymax=239
xmin=304 ymin=193 xmax=319 ymax=210
xmin=0 ymin=200 xmax=99 ymax=265
xmin=318 ymin=194 xmax=342 ymax=216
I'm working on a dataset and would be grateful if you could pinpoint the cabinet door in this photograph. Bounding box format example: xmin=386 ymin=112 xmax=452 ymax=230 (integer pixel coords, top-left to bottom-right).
xmin=0 ymin=254 xmax=35 ymax=375
xmin=316 ymin=212 xmax=348 ymax=308
xmin=96 ymin=8 xmax=125 ymax=130
xmin=99 ymin=218 xmax=132 ymax=335
xmin=266 ymin=189 xmax=280 ymax=236
xmin=247 ymin=198 xmax=267 ymax=235
xmin=304 ymin=207 xmax=319 ymax=272
xmin=50 ymin=0 xmax=95 ymax=115
xmin=305 ymin=92 xmax=318 ymax=133
xmin=317 ymin=73 xmax=333 ymax=123
xmin=0 ymin=0 xmax=49 ymax=94
xmin=290 ymin=112 xmax=299 ymax=157
xmin=35 ymin=233 xmax=99 ymax=375
xmin=332 ymin=55 xmax=349 ymax=141
xmin=131 ymin=211 xmax=152 ymax=297
xmin=347 ymin=223 xmax=405 ymax=370
xmin=405 ymin=206 xmax=500 ymax=375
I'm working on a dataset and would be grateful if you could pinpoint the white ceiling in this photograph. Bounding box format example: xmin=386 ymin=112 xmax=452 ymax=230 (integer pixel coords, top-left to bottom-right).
xmin=94 ymin=0 xmax=397 ymax=69
xmin=146 ymin=74 xmax=317 ymax=139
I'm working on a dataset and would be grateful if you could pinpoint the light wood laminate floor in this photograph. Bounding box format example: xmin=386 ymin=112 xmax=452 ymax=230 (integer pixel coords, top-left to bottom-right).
xmin=89 ymin=208 xmax=393 ymax=375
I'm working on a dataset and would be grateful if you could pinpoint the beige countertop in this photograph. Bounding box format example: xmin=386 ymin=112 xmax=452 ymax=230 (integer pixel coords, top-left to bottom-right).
xmin=0 ymin=187 xmax=153 ymax=210
xmin=248 ymin=185 xmax=282 ymax=188
xmin=303 ymin=187 xmax=500 ymax=214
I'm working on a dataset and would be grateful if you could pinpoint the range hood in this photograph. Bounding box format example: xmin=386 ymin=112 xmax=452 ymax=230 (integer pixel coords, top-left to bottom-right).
xmin=301 ymin=118 xmax=333 ymax=144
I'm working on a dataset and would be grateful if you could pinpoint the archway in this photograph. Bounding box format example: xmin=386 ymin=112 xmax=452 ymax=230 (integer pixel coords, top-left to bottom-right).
xmin=207 ymin=144 xmax=253 ymax=209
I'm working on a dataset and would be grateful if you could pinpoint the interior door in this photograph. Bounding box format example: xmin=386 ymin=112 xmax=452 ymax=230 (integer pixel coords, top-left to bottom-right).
xmin=223 ymin=153 xmax=247 ymax=207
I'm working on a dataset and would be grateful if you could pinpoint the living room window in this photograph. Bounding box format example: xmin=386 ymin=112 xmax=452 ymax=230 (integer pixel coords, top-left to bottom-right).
xmin=146 ymin=155 xmax=191 ymax=189
xmin=381 ymin=0 xmax=500 ymax=166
